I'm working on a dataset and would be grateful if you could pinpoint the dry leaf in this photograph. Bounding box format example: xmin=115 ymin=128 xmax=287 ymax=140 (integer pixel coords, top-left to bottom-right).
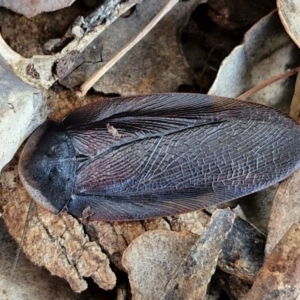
xmin=278 ymin=0 xmax=300 ymax=49
xmin=0 ymin=56 xmax=45 ymax=172
xmin=122 ymin=209 xmax=235 ymax=300
xmin=122 ymin=230 xmax=198 ymax=300
xmin=3 ymin=184 xmax=116 ymax=293
xmin=0 ymin=0 xmax=140 ymax=89
xmin=61 ymin=0 xmax=203 ymax=95
xmin=218 ymin=217 xmax=265 ymax=283
xmin=247 ymin=221 xmax=300 ymax=299
xmin=0 ymin=219 xmax=80 ymax=300
xmin=265 ymin=168 xmax=300 ymax=256
xmin=209 ymin=10 xmax=300 ymax=112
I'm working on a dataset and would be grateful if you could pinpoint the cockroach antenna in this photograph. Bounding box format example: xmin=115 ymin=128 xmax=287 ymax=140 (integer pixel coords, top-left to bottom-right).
xmin=5 ymin=200 xmax=34 ymax=292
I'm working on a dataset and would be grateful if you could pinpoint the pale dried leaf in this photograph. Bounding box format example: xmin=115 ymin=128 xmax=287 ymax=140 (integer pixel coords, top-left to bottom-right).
xmin=0 ymin=56 xmax=45 ymax=172
xmin=278 ymin=0 xmax=300 ymax=49
xmin=122 ymin=209 xmax=235 ymax=300
xmin=82 ymin=212 xmax=211 ymax=271
xmin=163 ymin=209 xmax=235 ymax=299
xmin=0 ymin=0 xmax=75 ymax=18
xmin=122 ymin=230 xmax=199 ymax=300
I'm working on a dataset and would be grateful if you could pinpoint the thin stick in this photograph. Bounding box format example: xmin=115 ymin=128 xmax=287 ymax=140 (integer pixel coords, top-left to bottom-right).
xmin=5 ymin=200 xmax=34 ymax=291
xmin=237 ymin=66 xmax=300 ymax=100
xmin=77 ymin=0 xmax=179 ymax=97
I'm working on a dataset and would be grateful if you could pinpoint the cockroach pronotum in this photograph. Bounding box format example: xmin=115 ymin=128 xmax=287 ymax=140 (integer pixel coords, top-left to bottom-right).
xmin=18 ymin=93 xmax=300 ymax=221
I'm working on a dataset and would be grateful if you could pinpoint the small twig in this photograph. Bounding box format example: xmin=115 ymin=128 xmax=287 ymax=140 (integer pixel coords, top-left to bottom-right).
xmin=237 ymin=66 xmax=300 ymax=100
xmin=77 ymin=0 xmax=180 ymax=97
xmin=289 ymin=72 xmax=300 ymax=122
xmin=5 ymin=200 xmax=33 ymax=292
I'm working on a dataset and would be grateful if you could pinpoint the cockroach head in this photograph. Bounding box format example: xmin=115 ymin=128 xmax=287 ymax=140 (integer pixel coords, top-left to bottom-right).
xmin=18 ymin=121 xmax=76 ymax=214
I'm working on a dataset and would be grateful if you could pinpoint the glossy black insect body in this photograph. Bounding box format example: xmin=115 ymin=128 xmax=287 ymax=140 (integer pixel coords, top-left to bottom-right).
xmin=19 ymin=93 xmax=300 ymax=221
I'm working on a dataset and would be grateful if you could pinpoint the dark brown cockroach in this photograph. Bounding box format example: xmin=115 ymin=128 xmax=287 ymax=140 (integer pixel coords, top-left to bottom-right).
xmin=18 ymin=93 xmax=300 ymax=221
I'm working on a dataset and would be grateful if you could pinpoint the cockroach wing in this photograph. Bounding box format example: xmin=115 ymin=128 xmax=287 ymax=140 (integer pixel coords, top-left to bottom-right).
xmin=63 ymin=94 xmax=300 ymax=221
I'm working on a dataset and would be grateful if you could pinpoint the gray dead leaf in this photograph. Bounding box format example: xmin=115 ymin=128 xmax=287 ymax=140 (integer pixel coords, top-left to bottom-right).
xmin=209 ymin=10 xmax=300 ymax=112
xmin=278 ymin=0 xmax=300 ymax=49
xmin=0 ymin=0 xmax=75 ymax=18
xmin=61 ymin=0 xmax=204 ymax=95
xmin=122 ymin=209 xmax=235 ymax=300
xmin=0 ymin=55 xmax=45 ymax=172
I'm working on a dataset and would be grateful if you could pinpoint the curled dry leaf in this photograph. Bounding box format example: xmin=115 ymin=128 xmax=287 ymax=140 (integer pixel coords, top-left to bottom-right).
xmin=247 ymin=221 xmax=300 ymax=299
xmin=82 ymin=220 xmax=149 ymax=271
xmin=278 ymin=0 xmax=300 ymax=49
xmin=0 ymin=0 xmax=76 ymax=18
xmin=122 ymin=209 xmax=235 ymax=300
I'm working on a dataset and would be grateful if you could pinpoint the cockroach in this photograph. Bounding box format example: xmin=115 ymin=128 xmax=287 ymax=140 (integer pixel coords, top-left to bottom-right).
xmin=18 ymin=93 xmax=300 ymax=221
